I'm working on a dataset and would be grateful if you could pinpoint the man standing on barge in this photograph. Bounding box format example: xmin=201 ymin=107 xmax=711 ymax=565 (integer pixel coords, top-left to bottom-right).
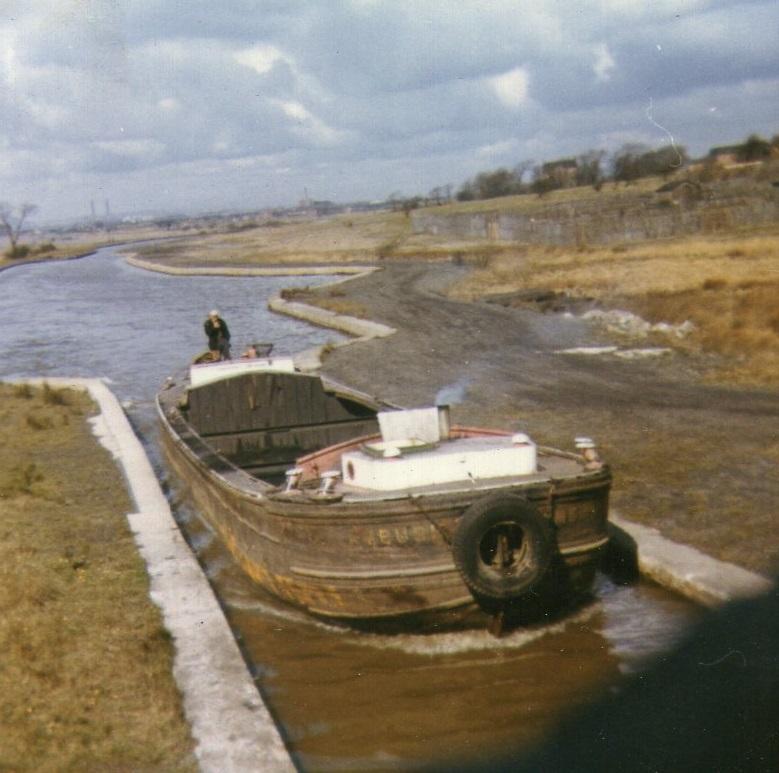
xmin=204 ymin=309 xmax=231 ymax=360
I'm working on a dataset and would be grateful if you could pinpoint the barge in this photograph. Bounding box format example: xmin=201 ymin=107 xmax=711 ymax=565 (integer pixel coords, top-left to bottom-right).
xmin=157 ymin=357 xmax=611 ymax=629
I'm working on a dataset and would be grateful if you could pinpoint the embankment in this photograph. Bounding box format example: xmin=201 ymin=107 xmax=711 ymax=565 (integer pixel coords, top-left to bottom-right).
xmin=411 ymin=177 xmax=779 ymax=246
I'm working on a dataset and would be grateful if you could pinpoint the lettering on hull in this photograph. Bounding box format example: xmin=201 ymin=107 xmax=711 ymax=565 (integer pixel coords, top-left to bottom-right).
xmin=348 ymin=523 xmax=439 ymax=548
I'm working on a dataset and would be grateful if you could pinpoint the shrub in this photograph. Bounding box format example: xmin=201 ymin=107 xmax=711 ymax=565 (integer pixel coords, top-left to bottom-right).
xmin=42 ymin=383 xmax=69 ymax=406
xmin=13 ymin=383 xmax=33 ymax=399
xmin=376 ymin=239 xmax=399 ymax=259
xmin=5 ymin=245 xmax=30 ymax=259
xmin=26 ymin=413 xmax=54 ymax=431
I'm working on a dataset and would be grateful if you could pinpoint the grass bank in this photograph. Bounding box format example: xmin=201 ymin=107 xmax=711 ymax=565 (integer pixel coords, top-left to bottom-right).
xmin=0 ymin=241 xmax=101 ymax=269
xmin=129 ymin=210 xmax=492 ymax=267
xmin=449 ymin=228 xmax=779 ymax=385
xmin=0 ymin=222 xmax=201 ymax=271
xmin=0 ymin=382 xmax=196 ymax=771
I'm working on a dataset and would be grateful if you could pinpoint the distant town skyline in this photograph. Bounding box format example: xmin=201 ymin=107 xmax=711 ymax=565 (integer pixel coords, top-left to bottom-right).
xmin=1 ymin=1 xmax=777 ymax=225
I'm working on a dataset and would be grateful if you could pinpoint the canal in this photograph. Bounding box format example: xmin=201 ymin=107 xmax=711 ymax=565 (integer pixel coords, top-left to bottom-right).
xmin=1 ymin=247 xmax=700 ymax=770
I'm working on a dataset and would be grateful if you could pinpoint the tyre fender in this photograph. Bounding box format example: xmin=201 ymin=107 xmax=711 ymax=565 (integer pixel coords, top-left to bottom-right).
xmin=452 ymin=493 xmax=554 ymax=601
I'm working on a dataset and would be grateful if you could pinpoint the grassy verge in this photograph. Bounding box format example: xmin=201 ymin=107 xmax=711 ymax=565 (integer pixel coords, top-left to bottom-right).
xmin=129 ymin=210 xmax=497 ymax=267
xmin=426 ymin=176 xmax=666 ymax=216
xmin=0 ymin=382 xmax=196 ymax=772
xmin=449 ymin=228 xmax=779 ymax=385
xmin=0 ymin=223 xmax=204 ymax=270
xmin=130 ymin=211 xmax=408 ymax=266
xmin=280 ymin=285 xmax=371 ymax=319
xmin=0 ymin=241 xmax=102 ymax=268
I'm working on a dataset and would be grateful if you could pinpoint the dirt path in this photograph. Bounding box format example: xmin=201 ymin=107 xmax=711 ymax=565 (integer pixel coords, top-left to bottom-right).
xmin=317 ymin=261 xmax=779 ymax=576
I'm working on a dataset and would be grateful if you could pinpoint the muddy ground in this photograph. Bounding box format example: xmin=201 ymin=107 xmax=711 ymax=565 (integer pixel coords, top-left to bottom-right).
xmin=311 ymin=261 xmax=779 ymax=576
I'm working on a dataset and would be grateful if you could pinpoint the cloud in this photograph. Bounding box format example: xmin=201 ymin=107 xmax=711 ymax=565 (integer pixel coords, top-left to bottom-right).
xmin=273 ymin=99 xmax=349 ymax=145
xmin=489 ymin=67 xmax=530 ymax=109
xmin=0 ymin=0 xmax=776 ymax=222
xmin=593 ymin=44 xmax=616 ymax=82
xmin=234 ymin=44 xmax=287 ymax=75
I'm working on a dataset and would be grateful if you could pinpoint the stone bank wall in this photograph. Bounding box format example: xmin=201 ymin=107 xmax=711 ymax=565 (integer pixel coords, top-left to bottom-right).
xmin=411 ymin=178 xmax=779 ymax=247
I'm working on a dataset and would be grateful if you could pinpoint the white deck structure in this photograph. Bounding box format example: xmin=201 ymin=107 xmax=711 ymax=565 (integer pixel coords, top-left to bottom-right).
xmin=341 ymin=407 xmax=537 ymax=492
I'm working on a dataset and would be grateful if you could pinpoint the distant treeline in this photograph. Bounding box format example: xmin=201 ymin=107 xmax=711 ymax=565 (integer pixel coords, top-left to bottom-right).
xmin=453 ymin=132 xmax=779 ymax=203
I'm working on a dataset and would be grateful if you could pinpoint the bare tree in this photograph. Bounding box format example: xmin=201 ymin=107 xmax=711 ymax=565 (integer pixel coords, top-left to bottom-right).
xmin=512 ymin=159 xmax=535 ymax=191
xmin=0 ymin=202 xmax=38 ymax=256
xmin=576 ymin=150 xmax=606 ymax=187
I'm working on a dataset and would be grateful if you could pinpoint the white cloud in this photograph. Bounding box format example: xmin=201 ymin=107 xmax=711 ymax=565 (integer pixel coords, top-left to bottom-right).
xmin=488 ymin=67 xmax=529 ymax=109
xmin=25 ymin=96 xmax=69 ymax=130
xmin=0 ymin=28 xmax=20 ymax=86
xmin=278 ymin=100 xmax=312 ymax=122
xmin=234 ymin=45 xmax=287 ymax=75
xmin=593 ymin=44 xmax=616 ymax=82
xmin=274 ymin=100 xmax=347 ymax=145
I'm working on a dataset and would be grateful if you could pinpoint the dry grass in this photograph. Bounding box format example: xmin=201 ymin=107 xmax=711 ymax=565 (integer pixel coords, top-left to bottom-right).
xmin=432 ymin=177 xmax=664 ymax=216
xmin=0 ymin=383 xmax=196 ymax=772
xmin=451 ymin=230 xmax=779 ymax=385
xmin=0 ymin=241 xmax=102 ymax=269
xmin=0 ymin=223 xmax=203 ymax=270
xmin=132 ymin=212 xmax=415 ymax=266
xmin=130 ymin=210 xmax=508 ymax=267
xmin=632 ymin=279 xmax=779 ymax=384
xmin=282 ymin=286 xmax=371 ymax=319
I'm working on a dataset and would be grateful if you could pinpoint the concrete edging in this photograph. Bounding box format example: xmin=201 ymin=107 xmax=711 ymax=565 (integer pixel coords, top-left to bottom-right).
xmin=23 ymin=377 xmax=295 ymax=773
xmin=609 ymin=514 xmax=773 ymax=607
xmin=267 ymin=296 xmax=395 ymax=340
xmin=125 ymin=254 xmax=380 ymax=278
xmin=266 ymin=288 xmax=396 ymax=373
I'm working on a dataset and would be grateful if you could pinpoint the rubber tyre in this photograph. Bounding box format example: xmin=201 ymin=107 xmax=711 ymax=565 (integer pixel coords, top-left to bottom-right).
xmin=452 ymin=493 xmax=554 ymax=601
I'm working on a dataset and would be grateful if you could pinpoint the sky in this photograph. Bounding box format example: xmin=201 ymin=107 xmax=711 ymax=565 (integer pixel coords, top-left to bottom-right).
xmin=1 ymin=0 xmax=777 ymax=224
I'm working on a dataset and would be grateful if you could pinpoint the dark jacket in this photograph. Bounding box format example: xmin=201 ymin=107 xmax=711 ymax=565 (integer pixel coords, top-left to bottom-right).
xmin=204 ymin=316 xmax=230 ymax=351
